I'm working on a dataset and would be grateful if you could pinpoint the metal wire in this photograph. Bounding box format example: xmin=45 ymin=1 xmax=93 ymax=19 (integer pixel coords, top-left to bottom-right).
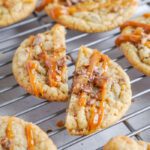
xmin=0 ymin=1 xmax=150 ymax=150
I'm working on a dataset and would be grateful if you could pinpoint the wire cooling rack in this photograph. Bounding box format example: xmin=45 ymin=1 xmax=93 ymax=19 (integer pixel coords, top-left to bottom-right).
xmin=0 ymin=1 xmax=150 ymax=149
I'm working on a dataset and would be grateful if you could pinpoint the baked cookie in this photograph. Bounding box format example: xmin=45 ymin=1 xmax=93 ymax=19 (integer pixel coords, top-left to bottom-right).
xmin=36 ymin=0 xmax=138 ymax=33
xmin=0 ymin=116 xmax=57 ymax=150
xmin=0 ymin=0 xmax=37 ymax=27
xmin=12 ymin=24 xmax=68 ymax=101
xmin=103 ymin=136 xmax=150 ymax=150
xmin=65 ymin=46 xmax=132 ymax=135
xmin=116 ymin=13 xmax=150 ymax=76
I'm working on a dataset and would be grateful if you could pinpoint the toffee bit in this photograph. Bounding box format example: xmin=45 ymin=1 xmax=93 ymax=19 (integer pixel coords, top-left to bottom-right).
xmin=91 ymin=92 xmax=98 ymax=99
xmin=33 ymin=34 xmax=43 ymax=46
xmin=56 ymin=120 xmax=65 ymax=128
xmin=119 ymin=78 xmax=125 ymax=84
xmin=72 ymin=75 xmax=87 ymax=94
xmin=94 ymin=76 xmax=108 ymax=88
xmin=0 ymin=137 xmax=12 ymax=150
xmin=56 ymin=69 xmax=61 ymax=75
xmin=75 ymin=69 xmax=87 ymax=76
xmin=57 ymin=57 xmax=65 ymax=67
xmin=143 ymin=13 xmax=150 ymax=18
xmin=81 ymin=84 xmax=92 ymax=93
xmin=87 ymin=99 xmax=95 ymax=106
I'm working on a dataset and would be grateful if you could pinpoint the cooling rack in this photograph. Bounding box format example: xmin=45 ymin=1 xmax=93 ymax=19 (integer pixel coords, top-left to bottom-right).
xmin=0 ymin=1 xmax=150 ymax=149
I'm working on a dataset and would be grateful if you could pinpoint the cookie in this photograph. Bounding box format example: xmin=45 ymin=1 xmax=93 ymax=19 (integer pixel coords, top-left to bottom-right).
xmin=37 ymin=0 xmax=138 ymax=33
xmin=116 ymin=13 xmax=150 ymax=76
xmin=12 ymin=24 xmax=68 ymax=101
xmin=103 ymin=136 xmax=150 ymax=150
xmin=0 ymin=116 xmax=57 ymax=150
xmin=0 ymin=0 xmax=37 ymax=27
xmin=65 ymin=46 xmax=132 ymax=135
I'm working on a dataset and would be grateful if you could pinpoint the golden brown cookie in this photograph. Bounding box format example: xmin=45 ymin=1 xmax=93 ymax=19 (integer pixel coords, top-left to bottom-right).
xmin=0 ymin=0 xmax=37 ymax=27
xmin=12 ymin=24 xmax=68 ymax=101
xmin=65 ymin=46 xmax=132 ymax=135
xmin=36 ymin=0 xmax=138 ymax=33
xmin=116 ymin=13 xmax=150 ymax=76
xmin=103 ymin=136 xmax=150 ymax=150
xmin=0 ymin=116 xmax=57 ymax=150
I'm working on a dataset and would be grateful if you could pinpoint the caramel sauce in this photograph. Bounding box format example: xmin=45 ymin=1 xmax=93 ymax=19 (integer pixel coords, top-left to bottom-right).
xmin=25 ymin=124 xmax=34 ymax=150
xmin=6 ymin=118 xmax=14 ymax=140
xmin=76 ymin=49 xmax=109 ymax=131
xmin=49 ymin=6 xmax=68 ymax=19
xmin=143 ymin=13 xmax=150 ymax=18
xmin=89 ymin=105 xmax=97 ymax=131
xmin=78 ymin=92 xmax=87 ymax=106
xmin=116 ymin=20 xmax=150 ymax=46
xmin=26 ymin=48 xmax=62 ymax=96
xmin=48 ymin=0 xmax=134 ymax=19
xmin=88 ymin=83 xmax=106 ymax=131
xmin=38 ymin=50 xmax=63 ymax=87
xmin=115 ymin=34 xmax=141 ymax=46
xmin=120 ymin=21 xmax=150 ymax=33
xmin=26 ymin=61 xmax=40 ymax=96
xmin=78 ymin=50 xmax=101 ymax=107
xmin=6 ymin=117 xmax=14 ymax=150
xmin=45 ymin=56 xmax=58 ymax=87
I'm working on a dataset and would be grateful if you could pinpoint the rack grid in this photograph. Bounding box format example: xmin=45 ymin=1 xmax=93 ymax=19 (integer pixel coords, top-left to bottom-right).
xmin=0 ymin=1 xmax=150 ymax=149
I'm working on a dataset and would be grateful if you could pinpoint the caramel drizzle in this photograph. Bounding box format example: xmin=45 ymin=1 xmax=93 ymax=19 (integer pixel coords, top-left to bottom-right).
xmin=143 ymin=13 xmax=150 ymax=18
xmin=26 ymin=61 xmax=40 ymax=96
xmin=88 ymin=52 xmax=109 ymax=131
xmin=39 ymin=50 xmax=65 ymax=86
xmin=49 ymin=0 xmax=135 ymax=19
xmin=120 ymin=21 xmax=150 ymax=33
xmin=25 ymin=124 xmax=34 ymax=150
xmin=45 ymin=55 xmax=58 ymax=87
xmin=115 ymin=34 xmax=141 ymax=46
xmin=36 ymin=0 xmax=135 ymax=19
xmin=77 ymin=50 xmax=102 ymax=107
xmin=6 ymin=119 xmax=35 ymax=150
xmin=26 ymin=36 xmax=45 ymax=97
xmin=116 ymin=21 xmax=150 ymax=46
xmin=26 ymin=32 xmax=66 ymax=96
xmin=26 ymin=52 xmax=58 ymax=96
xmin=6 ymin=117 xmax=14 ymax=150
xmin=77 ymin=49 xmax=109 ymax=131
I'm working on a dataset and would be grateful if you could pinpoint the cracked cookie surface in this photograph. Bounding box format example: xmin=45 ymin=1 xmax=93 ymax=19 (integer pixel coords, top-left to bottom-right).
xmin=12 ymin=24 xmax=68 ymax=101
xmin=65 ymin=46 xmax=132 ymax=135
xmin=0 ymin=0 xmax=37 ymax=27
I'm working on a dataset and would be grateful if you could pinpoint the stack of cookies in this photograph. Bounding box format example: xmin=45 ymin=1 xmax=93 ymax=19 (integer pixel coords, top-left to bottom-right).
xmin=0 ymin=0 xmax=149 ymax=149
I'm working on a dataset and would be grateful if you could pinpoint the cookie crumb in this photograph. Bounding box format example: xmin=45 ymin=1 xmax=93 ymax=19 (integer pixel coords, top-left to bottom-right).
xmin=0 ymin=137 xmax=12 ymax=150
xmin=56 ymin=120 xmax=65 ymax=128
xmin=47 ymin=128 xmax=53 ymax=133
